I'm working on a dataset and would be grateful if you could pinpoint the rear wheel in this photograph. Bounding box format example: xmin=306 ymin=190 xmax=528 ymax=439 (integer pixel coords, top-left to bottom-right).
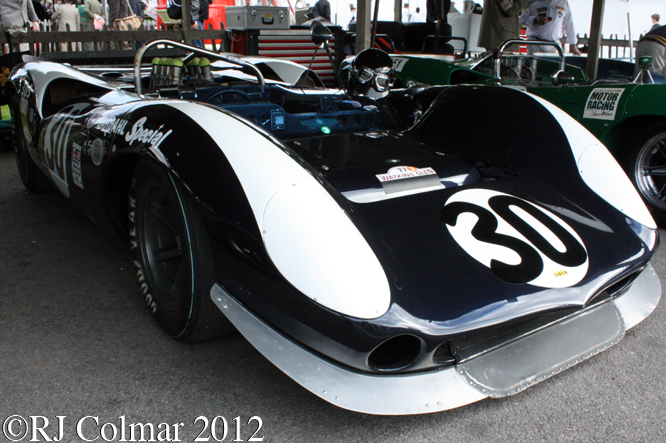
xmin=627 ymin=123 xmax=666 ymax=222
xmin=129 ymin=159 xmax=234 ymax=341
xmin=11 ymin=96 xmax=53 ymax=193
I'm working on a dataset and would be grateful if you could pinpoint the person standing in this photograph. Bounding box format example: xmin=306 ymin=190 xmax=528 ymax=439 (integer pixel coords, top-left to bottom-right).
xmin=409 ymin=6 xmax=425 ymax=23
xmin=76 ymin=0 xmax=85 ymax=48
xmin=519 ymin=0 xmax=581 ymax=55
xmin=107 ymin=0 xmax=131 ymax=49
xmin=51 ymin=0 xmax=80 ymax=50
xmin=312 ymin=0 xmax=330 ymax=22
xmin=129 ymin=0 xmax=144 ymax=20
xmin=0 ymin=0 xmax=41 ymax=31
xmin=635 ymin=24 xmax=666 ymax=80
xmin=401 ymin=3 xmax=409 ymax=23
xmin=426 ymin=0 xmax=450 ymax=23
xmin=186 ymin=0 xmax=209 ymax=48
xmin=0 ymin=0 xmax=41 ymax=50
xmin=44 ymin=0 xmax=55 ymax=17
xmin=478 ymin=0 xmax=524 ymax=55
xmin=650 ymin=14 xmax=661 ymax=32
xmin=83 ymin=0 xmax=104 ymax=50
xmin=107 ymin=0 xmax=130 ymax=25
xmin=32 ymin=0 xmax=51 ymax=21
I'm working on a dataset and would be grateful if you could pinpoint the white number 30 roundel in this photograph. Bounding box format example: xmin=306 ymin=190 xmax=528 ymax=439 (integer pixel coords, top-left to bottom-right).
xmin=440 ymin=189 xmax=588 ymax=288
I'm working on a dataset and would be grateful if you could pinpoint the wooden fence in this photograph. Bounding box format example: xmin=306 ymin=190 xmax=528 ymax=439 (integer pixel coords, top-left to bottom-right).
xmin=576 ymin=33 xmax=642 ymax=61
xmin=1 ymin=21 xmax=230 ymax=58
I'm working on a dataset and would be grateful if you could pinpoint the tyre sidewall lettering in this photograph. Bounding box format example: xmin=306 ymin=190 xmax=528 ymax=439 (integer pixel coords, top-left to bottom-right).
xmin=128 ymin=162 xmax=201 ymax=338
xmin=129 ymin=190 xmax=158 ymax=315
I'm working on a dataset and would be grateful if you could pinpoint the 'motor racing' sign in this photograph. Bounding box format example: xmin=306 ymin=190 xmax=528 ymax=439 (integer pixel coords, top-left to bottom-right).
xmin=583 ymin=88 xmax=624 ymax=121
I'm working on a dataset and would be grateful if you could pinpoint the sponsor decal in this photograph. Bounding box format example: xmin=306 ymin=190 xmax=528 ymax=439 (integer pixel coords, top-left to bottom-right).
xmin=376 ymin=166 xmax=442 ymax=196
xmin=271 ymin=109 xmax=285 ymax=130
xmin=125 ymin=117 xmax=173 ymax=149
xmin=42 ymin=103 xmax=90 ymax=195
xmin=583 ymin=88 xmax=624 ymax=120
xmin=72 ymin=143 xmax=84 ymax=189
xmin=376 ymin=166 xmax=437 ymax=182
xmin=93 ymin=115 xmax=129 ymax=135
xmin=440 ymin=189 xmax=588 ymax=288
xmin=91 ymin=138 xmax=105 ymax=166
xmin=90 ymin=114 xmax=172 ymax=150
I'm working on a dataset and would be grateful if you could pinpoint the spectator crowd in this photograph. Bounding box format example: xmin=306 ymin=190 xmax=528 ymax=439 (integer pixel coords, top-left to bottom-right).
xmin=1 ymin=0 xmax=153 ymax=51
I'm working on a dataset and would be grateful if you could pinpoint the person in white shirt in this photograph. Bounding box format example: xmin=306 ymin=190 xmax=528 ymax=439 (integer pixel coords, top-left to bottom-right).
xmin=519 ymin=0 xmax=581 ymax=55
xmin=410 ymin=6 xmax=425 ymax=23
xmin=402 ymin=3 xmax=409 ymax=22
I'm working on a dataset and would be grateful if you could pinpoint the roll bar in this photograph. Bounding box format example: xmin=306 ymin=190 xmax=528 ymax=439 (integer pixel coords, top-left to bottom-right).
xmin=495 ymin=39 xmax=565 ymax=80
xmin=133 ymin=39 xmax=265 ymax=97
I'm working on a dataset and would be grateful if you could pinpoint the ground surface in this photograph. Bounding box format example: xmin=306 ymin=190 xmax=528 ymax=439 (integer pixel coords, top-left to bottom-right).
xmin=1 ymin=149 xmax=665 ymax=442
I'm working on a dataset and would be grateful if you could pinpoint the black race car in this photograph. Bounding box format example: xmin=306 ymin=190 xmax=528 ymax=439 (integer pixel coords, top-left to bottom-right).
xmin=8 ymin=36 xmax=661 ymax=415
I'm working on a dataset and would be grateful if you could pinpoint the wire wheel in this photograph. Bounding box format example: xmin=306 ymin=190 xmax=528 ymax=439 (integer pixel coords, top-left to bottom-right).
xmin=632 ymin=128 xmax=666 ymax=212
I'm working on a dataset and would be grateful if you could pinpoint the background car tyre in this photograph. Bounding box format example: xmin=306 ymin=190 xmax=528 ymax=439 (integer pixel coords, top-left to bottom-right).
xmin=627 ymin=122 xmax=666 ymax=224
xmin=129 ymin=159 xmax=234 ymax=341
xmin=11 ymin=97 xmax=54 ymax=194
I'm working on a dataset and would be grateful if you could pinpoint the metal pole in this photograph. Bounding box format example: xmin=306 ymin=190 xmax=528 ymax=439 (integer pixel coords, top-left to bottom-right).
xmin=627 ymin=12 xmax=633 ymax=62
xmin=182 ymin=0 xmax=193 ymax=45
xmin=370 ymin=0 xmax=381 ymax=49
xmin=585 ymin=0 xmax=606 ymax=81
xmin=355 ymin=0 xmax=371 ymax=52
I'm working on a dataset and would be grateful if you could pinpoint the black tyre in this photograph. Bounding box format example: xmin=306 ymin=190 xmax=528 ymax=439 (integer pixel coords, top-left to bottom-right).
xmin=129 ymin=159 xmax=234 ymax=341
xmin=627 ymin=123 xmax=666 ymax=222
xmin=11 ymin=96 xmax=54 ymax=193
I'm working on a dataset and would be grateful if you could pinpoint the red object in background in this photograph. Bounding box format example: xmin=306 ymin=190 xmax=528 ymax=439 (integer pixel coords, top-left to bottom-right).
xmin=156 ymin=0 xmax=235 ymax=30
xmin=519 ymin=28 xmax=527 ymax=54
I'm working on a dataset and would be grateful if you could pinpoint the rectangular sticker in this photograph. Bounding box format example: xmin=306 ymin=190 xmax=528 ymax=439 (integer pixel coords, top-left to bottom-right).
xmin=583 ymin=88 xmax=624 ymax=121
xmin=392 ymin=58 xmax=408 ymax=72
xmin=72 ymin=142 xmax=84 ymax=189
xmin=376 ymin=166 xmax=442 ymax=195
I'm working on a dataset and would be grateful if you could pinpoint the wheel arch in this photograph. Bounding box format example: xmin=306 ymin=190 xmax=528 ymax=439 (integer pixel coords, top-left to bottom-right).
xmin=100 ymin=151 xmax=143 ymax=241
xmin=602 ymin=115 xmax=666 ymax=162
xmin=100 ymin=149 xmax=227 ymax=243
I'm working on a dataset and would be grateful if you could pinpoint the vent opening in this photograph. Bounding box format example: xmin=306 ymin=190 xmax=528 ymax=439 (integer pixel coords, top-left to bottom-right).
xmin=368 ymin=334 xmax=422 ymax=371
